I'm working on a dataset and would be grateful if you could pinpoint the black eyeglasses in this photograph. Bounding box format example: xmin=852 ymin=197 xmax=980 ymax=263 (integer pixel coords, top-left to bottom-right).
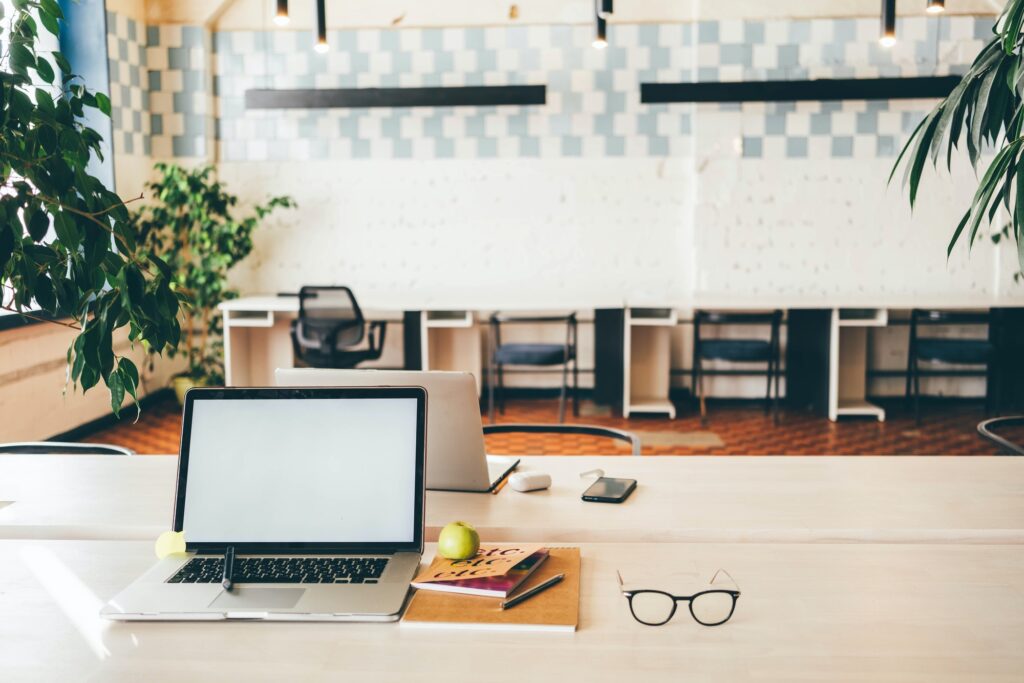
xmin=617 ymin=569 xmax=741 ymax=627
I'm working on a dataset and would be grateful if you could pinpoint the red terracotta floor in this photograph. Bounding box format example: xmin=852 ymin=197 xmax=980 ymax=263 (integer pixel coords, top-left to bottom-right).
xmin=82 ymin=394 xmax=1007 ymax=456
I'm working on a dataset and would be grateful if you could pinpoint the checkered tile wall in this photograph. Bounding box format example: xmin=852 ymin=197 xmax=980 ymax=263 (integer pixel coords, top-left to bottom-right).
xmin=102 ymin=14 xmax=994 ymax=162
xmin=145 ymin=24 xmax=213 ymax=158
xmin=105 ymin=11 xmax=149 ymax=156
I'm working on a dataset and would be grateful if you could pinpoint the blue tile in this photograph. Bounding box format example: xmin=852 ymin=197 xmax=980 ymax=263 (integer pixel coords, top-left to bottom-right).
xmin=147 ymin=25 xmax=160 ymax=46
xmin=765 ymin=113 xmax=787 ymax=135
xmin=743 ymin=20 xmax=765 ymax=44
xmin=150 ymin=113 xmax=163 ymax=135
xmin=127 ymin=18 xmax=137 ymax=42
xmin=182 ymin=26 xmax=205 ymax=48
xmin=477 ymin=138 xmax=497 ymax=157
xmin=380 ymin=30 xmax=400 ymax=52
xmin=855 ymin=111 xmax=878 ymax=134
xmin=788 ymin=21 xmax=810 ymax=43
xmin=831 ymin=136 xmax=854 ymax=157
xmin=649 ymin=45 xmax=670 ymax=69
xmin=638 ymin=24 xmax=660 ymax=46
xmin=636 ymin=112 xmax=658 ymax=136
xmin=519 ymin=136 xmax=540 ymax=157
xmin=182 ymin=69 xmax=204 ymax=93
xmin=122 ymin=133 xmax=134 ymax=155
xmin=742 ymin=136 xmax=763 ymax=158
xmin=777 ymin=44 xmax=800 ymax=68
xmin=698 ymin=22 xmax=719 ymax=44
xmin=393 ymin=138 xmax=413 ymax=158
xmin=721 ymin=44 xmax=752 ymax=67
xmin=605 ymin=136 xmax=625 ymax=156
xmin=648 ymin=136 xmax=669 ymax=155
xmin=810 ymin=112 xmax=831 ymax=135
xmin=172 ymin=136 xmax=195 ymax=157
xmin=351 ymin=139 xmax=371 ymax=158
xmin=786 ymin=137 xmax=808 ymax=158
xmin=561 ymin=136 xmax=582 ymax=156
xmin=506 ymin=26 xmax=529 ymax=49
xmin=168 ymin=46 xmax=189 ymax=70
xmin=876 ymin=135 xmax=896 ymax=156
xmin=833 ymin=19 xmax=856 ymax=43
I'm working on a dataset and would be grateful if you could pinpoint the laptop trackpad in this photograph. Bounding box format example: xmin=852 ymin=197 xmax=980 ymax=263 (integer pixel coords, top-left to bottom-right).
xmin=209 ymin=588 xmax=304 ymax=609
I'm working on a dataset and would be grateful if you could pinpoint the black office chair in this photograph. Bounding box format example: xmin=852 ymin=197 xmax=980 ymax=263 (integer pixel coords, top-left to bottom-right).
xmin=692 ymin=310 xmax=783 ymax=425
xmin=488 ymin=313 xmax=578 ymax=424
xmin=290 ymin=286 xmax=386 ymax=369
xmin=0 ymin=442 xmax=135 ymax=455
xmin=906 ymin=309 xmax=994 ymax=425
xmin=977 ymin=417 xmax=1024 ymax=455
xmin=482 ymin=424 xmax=641 ymax=456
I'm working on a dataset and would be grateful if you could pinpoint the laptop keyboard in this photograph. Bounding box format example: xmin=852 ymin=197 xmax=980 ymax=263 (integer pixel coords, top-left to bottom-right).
xmin=168 ymin=556 xmax=389 ymax=585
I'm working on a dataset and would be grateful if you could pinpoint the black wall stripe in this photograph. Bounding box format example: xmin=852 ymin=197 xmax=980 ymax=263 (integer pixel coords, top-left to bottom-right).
xmin=641 ymin=76 xmax=960 ymax=104
xmin=245 ymin=85 xmax=546 ymax=109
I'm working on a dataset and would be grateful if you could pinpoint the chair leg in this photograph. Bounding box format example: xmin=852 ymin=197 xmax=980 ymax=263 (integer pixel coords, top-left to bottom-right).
xmin=572 ymin=357 xmax=579 ymax=417
xmin=558 ymin=361 xmax=569 ymax=424
xmin=497 ymin=364 xmax=506 ymax=415
xmin=764 ymin=357 xmax=773 ymax=416
xmin=913 ymin=360 xmax=922 ymax=427
xmin=697 ymin=359 xmax=707 ymax=427
xmin=488 ymin=355 xmax=496 ymax=424
xmin=773 ymin=356 xmax=781 ymax=426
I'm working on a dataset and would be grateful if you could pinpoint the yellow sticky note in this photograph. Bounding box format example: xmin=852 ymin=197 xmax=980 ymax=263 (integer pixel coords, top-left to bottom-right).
xmin=154 ymin=530 xmax=187 ymax=559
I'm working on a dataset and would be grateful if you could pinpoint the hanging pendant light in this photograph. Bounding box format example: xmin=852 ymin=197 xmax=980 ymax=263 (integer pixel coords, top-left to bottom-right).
xmin=314 ymin=0 xmax=328 ymax=53
xmin=926 ymin=0 xmax=945 ymax=14
xmin=880 ymin=0 xmax=896 ymax=47
xmin=593 ymin=15 xmax=608 ymax=49
xmin=274 ymin=0 xmax=289 ymax=26
xmin=598 ymin=0 xmax=614 ymax=18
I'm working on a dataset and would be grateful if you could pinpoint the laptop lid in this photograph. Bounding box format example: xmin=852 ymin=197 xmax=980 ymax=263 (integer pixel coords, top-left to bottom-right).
xmin=174 ymin=387 xmax=426 ymax=555
xmin=275 ymin=369 xmax=504 ymax=492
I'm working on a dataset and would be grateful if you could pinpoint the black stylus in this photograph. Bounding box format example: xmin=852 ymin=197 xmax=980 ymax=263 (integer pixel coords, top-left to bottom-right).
xmin=222 ymin=546 xmax=236 ymax=593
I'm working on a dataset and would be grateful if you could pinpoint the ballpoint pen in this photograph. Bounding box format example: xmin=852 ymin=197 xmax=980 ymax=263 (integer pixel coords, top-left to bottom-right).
xmin=500 ymin=573 xmax=564 ymax=610
xmin=222 ymin=546 xmax=236 ymax=593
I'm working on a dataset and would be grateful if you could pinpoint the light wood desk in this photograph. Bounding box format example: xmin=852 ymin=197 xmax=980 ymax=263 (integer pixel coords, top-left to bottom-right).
xmin=2 ymin=539 xmax=1021 ymax=681
xmin=2 ymin=455 xmax=1022 ymax=544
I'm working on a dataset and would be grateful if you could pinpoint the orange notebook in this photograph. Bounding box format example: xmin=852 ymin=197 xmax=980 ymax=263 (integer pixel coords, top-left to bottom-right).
xmin=401 ymin=547 xmax=581 ymax=632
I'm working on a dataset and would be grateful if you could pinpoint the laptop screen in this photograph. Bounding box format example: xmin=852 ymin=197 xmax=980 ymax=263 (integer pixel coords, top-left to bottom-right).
xmin=175 ymin=388 xmax=425 ymax=552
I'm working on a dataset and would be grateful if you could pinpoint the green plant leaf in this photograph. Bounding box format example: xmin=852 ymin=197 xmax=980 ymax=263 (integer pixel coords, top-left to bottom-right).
xmin=107 ymin=370 xmax=125 ymax=417
xmin=94 ymin=92 xmax=111 ymax=116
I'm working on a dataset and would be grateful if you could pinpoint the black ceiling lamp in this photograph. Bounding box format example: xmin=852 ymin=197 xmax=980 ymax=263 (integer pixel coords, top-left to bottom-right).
xmin=314 ymin=0 xmax=328 ymax=53
xmin=880 ymin=0 xmax=896 ymax=47
xmin=598 ymin=0 xmax=613 ymax=18
xmin=926 ymin=0 xmax=946 ymax=13
xmin=274 ymin=0 xmax=289 ymax=26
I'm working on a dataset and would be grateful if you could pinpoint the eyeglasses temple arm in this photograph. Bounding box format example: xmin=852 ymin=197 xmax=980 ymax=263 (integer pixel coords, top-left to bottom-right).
xmin=710 ymin=568 xmax=740 ymax=591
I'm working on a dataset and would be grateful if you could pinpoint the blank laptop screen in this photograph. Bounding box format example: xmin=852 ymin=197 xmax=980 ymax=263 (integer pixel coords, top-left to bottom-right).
xmin=180 ymin=397 xmax=420 ymax=545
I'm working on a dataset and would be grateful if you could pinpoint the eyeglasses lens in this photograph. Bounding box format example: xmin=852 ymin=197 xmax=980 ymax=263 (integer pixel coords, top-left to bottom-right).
xmin=629 ymin=592 xmax=676 ymax=625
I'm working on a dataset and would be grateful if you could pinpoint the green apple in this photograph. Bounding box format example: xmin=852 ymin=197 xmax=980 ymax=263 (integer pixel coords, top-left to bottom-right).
xmin=437 ymin=521 xmax=480 ymax=560
xmin=154 ymin=530 xmax=187 ymax=559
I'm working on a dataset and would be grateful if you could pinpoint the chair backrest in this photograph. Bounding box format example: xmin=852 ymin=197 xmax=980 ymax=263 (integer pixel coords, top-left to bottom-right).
xmin=0 ymin=441 xmax=135 ymax=455
xmin=482 ymin=423 xmax=641 ymax=456
xmin=296 ymin=286 xmax=366 ymax=349
xmin=489 ymin=312 xmax=578 ymax=349
xmin=912 ymin=309 xmax=989 ymax=326
xmin=977 ymin=417 xmax=1024 ymax=456
xmin=695 ymin=310 xmax=782 ymax=326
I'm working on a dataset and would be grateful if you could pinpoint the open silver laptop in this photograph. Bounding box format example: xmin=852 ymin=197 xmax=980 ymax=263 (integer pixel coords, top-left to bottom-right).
xmin=102 ymin=387 xmax=426 ymax=622
xmin=276 ymin=369 xmax=518 ymax=493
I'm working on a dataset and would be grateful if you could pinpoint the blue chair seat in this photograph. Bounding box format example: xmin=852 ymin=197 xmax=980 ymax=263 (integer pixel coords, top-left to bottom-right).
xmin=698 ymin=339 xmax=772 ymax=362
xmin=494 ymin=343 xmax=571 ymax=366
xmin=916 ymin=338 xmax=992 ymax=364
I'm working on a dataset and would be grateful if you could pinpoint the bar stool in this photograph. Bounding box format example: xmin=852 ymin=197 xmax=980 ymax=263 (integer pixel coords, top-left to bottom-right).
xmin=692 ymin=310 xmax=783 ymax=425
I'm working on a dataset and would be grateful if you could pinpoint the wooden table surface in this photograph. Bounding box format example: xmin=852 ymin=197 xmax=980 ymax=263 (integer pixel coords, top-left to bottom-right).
xmin=1 ymin=539 xmax=1021 ymax=682
xmin=1 ymin=454 xmax=1022 ymax=544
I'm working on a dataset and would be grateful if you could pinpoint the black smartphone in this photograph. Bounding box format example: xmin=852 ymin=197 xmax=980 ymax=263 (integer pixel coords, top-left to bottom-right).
xmin=582 ymin=477 xmax=637 ymax=503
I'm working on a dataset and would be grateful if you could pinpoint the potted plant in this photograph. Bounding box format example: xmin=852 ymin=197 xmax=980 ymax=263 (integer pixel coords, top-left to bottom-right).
xmin=1 ymin=0 xmax=183 ymax=416
xmin=133 ymin=163 xmax=294 ymax=403
xmin=892 ymin=1 xmax=1024 ymax=278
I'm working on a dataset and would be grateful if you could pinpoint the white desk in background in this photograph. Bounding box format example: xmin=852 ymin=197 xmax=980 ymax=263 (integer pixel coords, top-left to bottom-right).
xmin=2 ymin=539 xmax=1021 ymax=681
xmin=2 ymin=455 xmax=1022 ymax=544
xmin=220 ymin=294 xmax=1024 ymax=421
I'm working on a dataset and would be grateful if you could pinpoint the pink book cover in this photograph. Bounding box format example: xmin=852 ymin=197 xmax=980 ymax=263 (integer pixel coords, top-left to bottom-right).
xmin=411 ymin=549 xmax=550 ymax=598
